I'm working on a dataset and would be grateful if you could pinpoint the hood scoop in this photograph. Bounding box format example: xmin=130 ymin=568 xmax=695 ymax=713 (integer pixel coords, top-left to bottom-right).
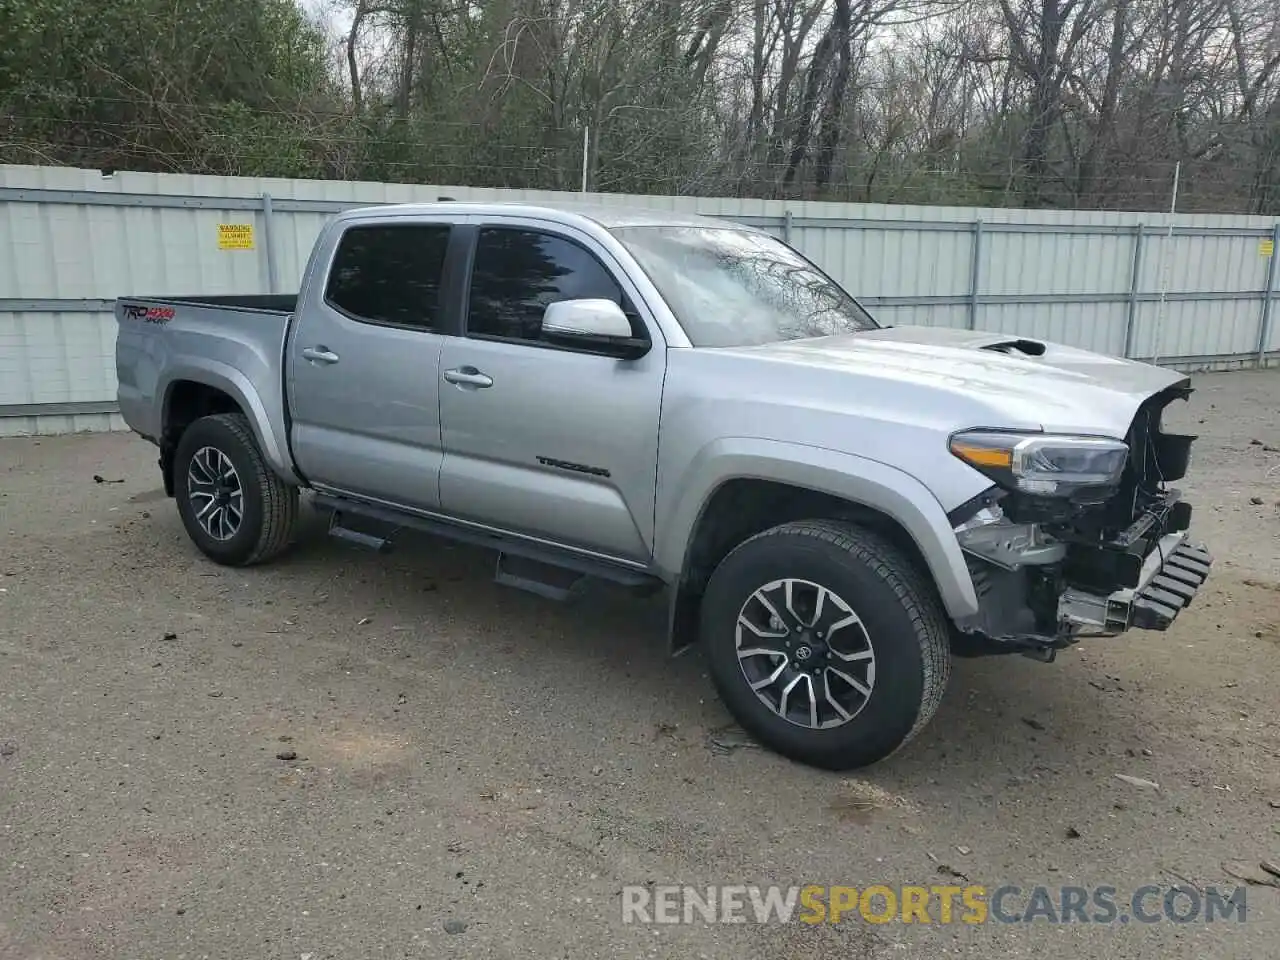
xmin=980 ymin=338 xmax=1046 ymax=357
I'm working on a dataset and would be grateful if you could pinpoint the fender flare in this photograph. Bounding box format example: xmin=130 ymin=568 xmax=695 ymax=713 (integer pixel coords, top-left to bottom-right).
xmin=657 ymin=437 xmax=980 ymax=625
xmin=159 ymin=361 xmax=298 ymax=484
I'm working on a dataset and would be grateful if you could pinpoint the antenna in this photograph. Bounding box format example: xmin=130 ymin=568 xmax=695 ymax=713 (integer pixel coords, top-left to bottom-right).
xmin=1151 ymin=161 xmax=1180 ymax=367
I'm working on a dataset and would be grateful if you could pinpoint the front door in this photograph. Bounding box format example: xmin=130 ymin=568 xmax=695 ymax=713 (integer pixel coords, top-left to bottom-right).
xmin=287 ymin=220 xmax=458 ymax=511
xmin=437 ymin=221 xmax=666 ymax=562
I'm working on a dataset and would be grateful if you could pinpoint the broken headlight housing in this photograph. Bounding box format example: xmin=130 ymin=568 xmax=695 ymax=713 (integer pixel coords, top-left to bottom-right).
xmin=949 ymin=430 xmax=1129 ymax=499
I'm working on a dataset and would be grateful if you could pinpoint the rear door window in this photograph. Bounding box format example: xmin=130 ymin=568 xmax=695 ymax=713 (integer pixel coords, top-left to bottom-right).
xmin=325 ymin=224 xmax=452 ymax=330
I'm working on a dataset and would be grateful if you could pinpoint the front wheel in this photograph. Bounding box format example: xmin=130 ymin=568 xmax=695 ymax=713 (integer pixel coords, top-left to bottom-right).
xmin=173 ymin=413 xmax=299 ymax=567
xmin=700 ymin=519 xmax=951 ymax=770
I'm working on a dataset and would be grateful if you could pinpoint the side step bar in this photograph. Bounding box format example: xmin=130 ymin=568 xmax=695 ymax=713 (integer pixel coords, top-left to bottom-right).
xmin=313 ymin=492 xmax=662 ymax=598
xmin=494 ymin=553 xmax=586 ymax=602
xmin=328 ymin=517 xmax=391 ymax=553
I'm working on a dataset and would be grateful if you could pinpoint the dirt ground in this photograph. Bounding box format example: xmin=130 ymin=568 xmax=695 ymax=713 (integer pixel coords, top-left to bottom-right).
xmin=1 ymin=369 xmax=1278 ymax=960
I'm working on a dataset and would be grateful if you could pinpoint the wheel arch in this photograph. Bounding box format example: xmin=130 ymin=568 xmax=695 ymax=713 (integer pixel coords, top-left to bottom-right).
xmin=659 ymin=440 xmax=980 ymax=653
xmin=159 ymin=364 xmax=296 ymax=494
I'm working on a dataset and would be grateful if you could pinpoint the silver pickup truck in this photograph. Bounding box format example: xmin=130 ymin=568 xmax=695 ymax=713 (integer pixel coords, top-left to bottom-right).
xmin=115 ymin=201 xmax=1212 ymax=769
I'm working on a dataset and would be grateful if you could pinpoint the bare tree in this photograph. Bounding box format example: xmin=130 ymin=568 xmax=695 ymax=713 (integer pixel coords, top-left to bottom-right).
xmin=10 ymin=0 xmax=1280 ymax=212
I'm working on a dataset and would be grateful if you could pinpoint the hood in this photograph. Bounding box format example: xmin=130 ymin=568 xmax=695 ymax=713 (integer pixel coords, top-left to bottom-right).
xmin=722 ymin=325 xmax=1191 ymax=437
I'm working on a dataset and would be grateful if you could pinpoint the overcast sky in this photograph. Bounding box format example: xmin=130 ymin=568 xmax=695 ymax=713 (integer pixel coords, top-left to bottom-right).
xmin=300 ymin=0 xmax=353 ymax=33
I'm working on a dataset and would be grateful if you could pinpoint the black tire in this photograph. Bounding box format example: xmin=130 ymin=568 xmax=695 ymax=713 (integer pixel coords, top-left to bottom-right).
xmin=173 ymin=413 xmax=299 ymax=567
xmin=701 ymin=519 xmax=951 ymax=770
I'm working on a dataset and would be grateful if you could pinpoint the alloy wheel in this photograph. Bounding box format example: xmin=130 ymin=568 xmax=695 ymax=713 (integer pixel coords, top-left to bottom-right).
xmin=187 ymin=446 xmax=244 ymax=542
xmin=735 ymin=577 xmax=876 ymax=729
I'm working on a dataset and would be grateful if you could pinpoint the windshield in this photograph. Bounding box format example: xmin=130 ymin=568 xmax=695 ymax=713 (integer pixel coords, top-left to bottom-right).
xmin=612 ymin=225 xmax=880 ymax=347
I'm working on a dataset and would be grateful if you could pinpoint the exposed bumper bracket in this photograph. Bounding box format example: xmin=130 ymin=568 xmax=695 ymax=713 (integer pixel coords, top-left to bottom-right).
xmin=1059 ymin=534 xmax=1212 ymax=634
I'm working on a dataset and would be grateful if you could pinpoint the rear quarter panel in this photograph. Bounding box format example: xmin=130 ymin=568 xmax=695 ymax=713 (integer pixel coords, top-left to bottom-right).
xmin=115 ymin=299 xmax=297 ymax=481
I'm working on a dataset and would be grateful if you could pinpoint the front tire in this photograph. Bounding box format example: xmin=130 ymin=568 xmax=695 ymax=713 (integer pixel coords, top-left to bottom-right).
xmin=173 ymin=413 xmax=298 ymax=567
xmin=701 ymin=519 xmax=951 ymax=770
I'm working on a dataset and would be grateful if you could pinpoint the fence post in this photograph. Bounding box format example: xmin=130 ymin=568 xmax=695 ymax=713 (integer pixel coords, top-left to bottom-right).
xmin=261 ymin=192 xmax=279 ymax=295
xmin=967 ymin=219 xmax=983 ymax=330
xmin=1122 ymin=223 xmax=1146 ymax=359
xmin=782 ymin=209 xmax=793 ymax=245
xmin=1256 ymin=222 xmax=1280 ymax=366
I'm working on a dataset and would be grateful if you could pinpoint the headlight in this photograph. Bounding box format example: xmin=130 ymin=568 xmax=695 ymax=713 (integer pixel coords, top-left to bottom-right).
xmin=949 ymin=430 xmax=1128 ymax=497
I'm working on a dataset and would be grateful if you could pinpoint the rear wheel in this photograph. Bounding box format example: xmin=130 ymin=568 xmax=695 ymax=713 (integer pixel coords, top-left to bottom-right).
xmin=701 ymin=519 xmax=951 ymax=770
xmin=173 ymin=413 xmax=298 ymax=566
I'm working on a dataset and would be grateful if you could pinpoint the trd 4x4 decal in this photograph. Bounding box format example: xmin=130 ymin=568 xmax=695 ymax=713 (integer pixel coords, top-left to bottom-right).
xmin=122 ymin=304 xmax=175 ymax=323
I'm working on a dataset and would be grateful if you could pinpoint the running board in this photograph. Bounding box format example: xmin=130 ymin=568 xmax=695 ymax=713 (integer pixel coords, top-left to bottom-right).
xmin=311 ymin=493 xmax=661 ymax=594
xmin=328 ymin=515 xmax=391 ymax=553
xmin=494 ymin=553 xmax=586 ymax=601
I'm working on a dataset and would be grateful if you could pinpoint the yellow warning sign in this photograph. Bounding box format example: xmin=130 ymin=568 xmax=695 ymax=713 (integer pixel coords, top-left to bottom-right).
xmin=1261 ymin=238 xmax=1275 ymax=258
xmin=218 ymin=223 xmax=255 ymax=250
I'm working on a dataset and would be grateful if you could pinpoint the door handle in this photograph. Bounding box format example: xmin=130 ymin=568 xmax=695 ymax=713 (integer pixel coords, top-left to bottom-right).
xmin=443 ymin=367 xmax=494 ymax=388
xmin=302 ymin=346 xmax=340 ymax=365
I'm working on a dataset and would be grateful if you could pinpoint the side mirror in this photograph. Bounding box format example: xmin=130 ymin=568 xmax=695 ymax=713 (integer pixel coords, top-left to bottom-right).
xmin=541 ymin=299 xmax=650 ymax=359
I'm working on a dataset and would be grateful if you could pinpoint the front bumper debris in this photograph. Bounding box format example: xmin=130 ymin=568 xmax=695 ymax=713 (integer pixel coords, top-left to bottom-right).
xmin=1058 ymin=533 xmax=1212 ymax=634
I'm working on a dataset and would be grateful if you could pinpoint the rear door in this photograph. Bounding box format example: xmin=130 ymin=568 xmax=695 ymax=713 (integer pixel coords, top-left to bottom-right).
xmin=287 ymin=218 xmax=465 ymax=511
xmin=436 ymin=219 xmax=667 ymax=562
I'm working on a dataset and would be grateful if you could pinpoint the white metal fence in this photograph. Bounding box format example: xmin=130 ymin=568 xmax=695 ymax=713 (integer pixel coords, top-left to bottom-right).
xmin=2 ymin=162 xmax=1279 ymax=436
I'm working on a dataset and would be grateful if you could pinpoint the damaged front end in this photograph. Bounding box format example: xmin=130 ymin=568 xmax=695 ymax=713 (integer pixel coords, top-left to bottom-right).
xmin=947 ymin=379 xmax=1213 ymax=660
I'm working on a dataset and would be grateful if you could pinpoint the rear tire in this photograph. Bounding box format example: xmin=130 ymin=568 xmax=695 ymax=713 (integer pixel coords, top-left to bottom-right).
xmin=701 ymin=519 xmax=951 ymax=770
xmin=173 ymin=413 xmax=298 ymax=567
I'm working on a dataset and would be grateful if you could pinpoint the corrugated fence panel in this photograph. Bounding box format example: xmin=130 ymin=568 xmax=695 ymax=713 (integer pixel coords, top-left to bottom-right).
xmin=794 ymin=224 xmax=972 ymax=299
xmin=0 ymin=310 xmax=117 ymax=405
xmin=106 ymin=206 xmax=268 ymax=297
xmin=1130 ymin=301 xmax=1264 ymax=361
xmin=0 ymin=311 xmax=34 ymax=404
xmin=982 ymin=230 xmax=1134 ymax=296
xmin=1139 ymin=233 xmax=1271 ymax=293
xmin=1 ymin=195 xmax=271 ymax=300
xmin=1130 ymin=232 xmax=1272 ymax=359
xmin=2 ymin=162 xmax=1279 ymax=433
